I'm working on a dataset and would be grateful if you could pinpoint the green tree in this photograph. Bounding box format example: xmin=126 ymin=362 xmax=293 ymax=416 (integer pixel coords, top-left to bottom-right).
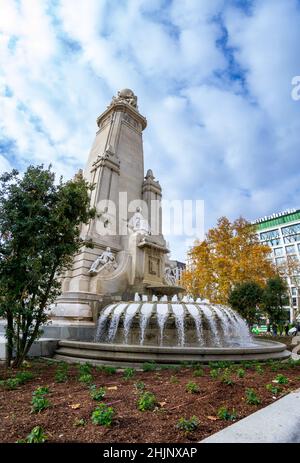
xmin=261 ymin=276 xmax=289 ymax=324
xmin=228 ymin=281 xmax=263 ymax=325
xmin=0 ymin=165 xmax=95 ymax=367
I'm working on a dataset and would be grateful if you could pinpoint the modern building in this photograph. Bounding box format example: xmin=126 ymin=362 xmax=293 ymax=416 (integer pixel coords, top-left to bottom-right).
xmin=253 ymin=208 xmax=300 ymax=322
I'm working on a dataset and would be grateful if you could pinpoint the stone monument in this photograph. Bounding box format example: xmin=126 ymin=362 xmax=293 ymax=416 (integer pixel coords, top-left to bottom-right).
xmin=51 ymin=89 xmax=176 ymax=322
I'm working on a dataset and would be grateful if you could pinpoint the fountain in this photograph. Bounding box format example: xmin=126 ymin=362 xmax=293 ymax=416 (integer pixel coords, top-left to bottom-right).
xmin=51 ymin=90 xmax=290 ymax=366
xmin=54 ymin=293 xmax=291 ymax=366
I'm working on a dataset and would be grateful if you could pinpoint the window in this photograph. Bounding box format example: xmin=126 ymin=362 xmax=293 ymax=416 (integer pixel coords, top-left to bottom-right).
xmin=286 ymin=245 xmax=296 ymax=255
xmin=291 ymin=287 xmax=297 ymax=296
xmin=260 ymin=229 xmax=281 ymax=246
xmin=284 ymin=233 xmax=300 ymax=244
xmin=274 ymin=247 xmax=284 ymax=257
xmin=275 ymin=257 xmax=286 ymax=265
xmin=292 ymin=298 xmax=297 ymax=307
xmin=281 ymin=223 xmax=300 ymax=236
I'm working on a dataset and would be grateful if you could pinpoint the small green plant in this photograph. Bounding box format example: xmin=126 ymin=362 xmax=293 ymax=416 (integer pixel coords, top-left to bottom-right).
xmin=170 ymin=375 xmax=179 ymax=384
xmin=18 ymin=426 xmax=47 ymax=443
xmin=221 ymin=369 xmax=234 ymax=386
xmin=102 ymin=366 xmax=117 ymax=375
xmin=137 ymin=391 xmax=157 ymax=411
xmin=193 ymin=368 xmax=204 ymax=377
xmin=123 ymin=368 xmax=135 ymax=380
xmin=209 ymin=361 xmax=232 ymax=370
xmin=79 ymin=373 xmax=93 ymax=384
xmin=255 ymin=364 xmax=264 ymax=375
xmin=74 ymin=418 xmax=86 ymax=427
xmin=217 ymin=406 xmax=237 ymax=421
xmin=210 ymin=368 xmax=220 ymax=379
xmin=134 ymin=381 xmax=145 ymax=391
xmin=90 ymin=385 xmax=106 ymax=401
xmin=15 ymin=371 xmax=34 ymax=384
xmin=0 ymin=371 xmax=34 ymax=390
xmin=142 ymin=362 xmax=156 ymax=372
xmin=245 ymin=388 xmax=261 ymax=405
xmin=266 ymin=383 xmax=281 ymax=395
xmin=91 ymin=403 xmax=115 ymax=426
xmin=78 ymin=362 xmax=92 ymax=375
xmin=55 ymin=362 xmax=68 ymax=383
xmin=176 ymin=416 xmax=199 ymax=433
xmin=236 ymin=368 xmax=245 ymax=378
xmin=186 ymin=381 xmax=199 ymax=394
xmin=0 ymin=377 xmax=21 ymax=390
xmin=31 ymin=387 xmax=51 ymax=413
xmin=274 ymin=374 xmax=288 ymax=385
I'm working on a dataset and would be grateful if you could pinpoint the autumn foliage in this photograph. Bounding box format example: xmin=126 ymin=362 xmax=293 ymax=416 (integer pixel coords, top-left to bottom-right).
xmin=182 ymin=216 xmax=277 ymax=304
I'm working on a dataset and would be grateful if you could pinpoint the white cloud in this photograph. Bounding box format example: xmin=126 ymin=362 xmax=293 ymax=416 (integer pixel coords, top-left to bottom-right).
xmin=0 ymin=0 xmax=300 ymax=261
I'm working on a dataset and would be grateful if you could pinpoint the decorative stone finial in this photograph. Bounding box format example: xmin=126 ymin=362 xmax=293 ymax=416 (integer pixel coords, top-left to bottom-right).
xmin=109 ymin=88 xmax=138 ymax=109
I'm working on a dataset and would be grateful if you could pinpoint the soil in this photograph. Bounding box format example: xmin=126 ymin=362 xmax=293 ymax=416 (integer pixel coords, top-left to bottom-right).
xmin=0 ymin=359 xmax=299 ymax=443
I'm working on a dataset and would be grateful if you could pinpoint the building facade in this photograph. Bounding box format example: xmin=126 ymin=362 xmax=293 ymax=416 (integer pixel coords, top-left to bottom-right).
xmin=253 ymin=209 xmax=300 ymax=322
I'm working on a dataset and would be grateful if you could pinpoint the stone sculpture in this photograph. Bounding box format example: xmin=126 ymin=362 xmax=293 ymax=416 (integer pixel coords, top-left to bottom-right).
xmin=128 ymin=206 xmax=150 ymax=235
xmin=89 ymin=247 xmax=118 ymax=275
xmin=164 ymin=264 xmax=177 ymax=286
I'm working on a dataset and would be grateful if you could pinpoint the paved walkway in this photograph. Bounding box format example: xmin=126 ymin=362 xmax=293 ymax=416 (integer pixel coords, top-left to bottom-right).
xmin=201 ymin=388 xmax=300 ymax=443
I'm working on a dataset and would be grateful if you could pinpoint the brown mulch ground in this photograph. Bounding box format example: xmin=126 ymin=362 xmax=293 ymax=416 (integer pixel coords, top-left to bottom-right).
xmin=0 ymin=359 xmax=299 ymax=443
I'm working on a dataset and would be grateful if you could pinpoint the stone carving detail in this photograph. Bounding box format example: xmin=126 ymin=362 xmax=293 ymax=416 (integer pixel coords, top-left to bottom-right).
xmin=164 ymin=263 xmax=177 ymax=286
xmin=89 ymin=247 xmax=118 ymax=275
xmin=109 ymin=88 xmax=138 ymax=109
xmin=128 ymin=207 xmax=150 ymax=235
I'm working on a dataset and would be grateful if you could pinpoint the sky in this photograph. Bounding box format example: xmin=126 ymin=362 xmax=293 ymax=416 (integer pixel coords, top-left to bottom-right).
xmin=1 ymin=0 xmax=300 ymax=261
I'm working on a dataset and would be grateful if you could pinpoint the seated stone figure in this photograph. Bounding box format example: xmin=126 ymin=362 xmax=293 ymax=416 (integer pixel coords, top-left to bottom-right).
xmin=128 ymin=206 xmax=150 ymax=235
xmin=164 ymin=264 xmax=177 ymax=286
xmin=89 ymin=247 xmax=118 ymax=275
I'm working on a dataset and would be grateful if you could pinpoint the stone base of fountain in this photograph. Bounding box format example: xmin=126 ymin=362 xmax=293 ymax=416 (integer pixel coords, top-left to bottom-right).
xmin=53 ymin=339 xmax=290 ymax=367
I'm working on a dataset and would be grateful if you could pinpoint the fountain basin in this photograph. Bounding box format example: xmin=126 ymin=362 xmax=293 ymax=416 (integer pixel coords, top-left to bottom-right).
xmin=54 ymin=339 xmax=291 ymax=367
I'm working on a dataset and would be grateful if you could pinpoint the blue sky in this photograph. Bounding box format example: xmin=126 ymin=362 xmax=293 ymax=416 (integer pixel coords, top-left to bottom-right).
xmin=1 ymin=0 xmax=300 ymax=261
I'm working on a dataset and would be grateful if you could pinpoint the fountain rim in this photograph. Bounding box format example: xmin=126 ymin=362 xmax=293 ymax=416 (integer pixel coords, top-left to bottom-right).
xmin=58 ymin=339 xmax=288 ymax=355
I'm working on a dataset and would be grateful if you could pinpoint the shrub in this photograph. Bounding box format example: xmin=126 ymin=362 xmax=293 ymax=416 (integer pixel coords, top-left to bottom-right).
xmin=123 ymin=368 xmax=135 ymax=380
xmin=142 ymin=362 xmax=156 ymax=372
xmin=185 ymin=381 xmax=199 ymax=394
xmin=236 ymin=368 xmax=245 ymax=378
xmin=137 ymin=391 xmax=157 ymax=411
xmin=31 ymin=387 xmax=51 ymax=413
xmin=274 ymin=374 xmax=288 ymax=385
xmin=217 ymin=406 xmax=237 ymax=421
xmin=266 ymin=383 xmax=281 ymax=395
xmin=79 ymin=374 xmax=93 ymax=384
xmin=91 ymin=403 xmax=115 ymax=427
xmin=90 ymin=385 xmax=106 ymax=401
xmin=193 ymin=368 xmax=204 ymax=377
xmin=18 ymin=426 xmax=47 ymax=443
xmin=176 ymin=416 xmax=199 ymax=433
xmin=245 ymin=388 xmax=260 ymax=405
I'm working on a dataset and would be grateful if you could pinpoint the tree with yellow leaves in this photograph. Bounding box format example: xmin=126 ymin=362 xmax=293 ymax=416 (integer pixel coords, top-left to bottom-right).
xmin=182 ymin=216 xmax=277 ymax=304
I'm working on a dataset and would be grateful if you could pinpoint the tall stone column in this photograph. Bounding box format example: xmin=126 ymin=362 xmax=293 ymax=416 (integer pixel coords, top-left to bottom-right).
xmin=51 ymin=89 xmax=149 ymax=321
